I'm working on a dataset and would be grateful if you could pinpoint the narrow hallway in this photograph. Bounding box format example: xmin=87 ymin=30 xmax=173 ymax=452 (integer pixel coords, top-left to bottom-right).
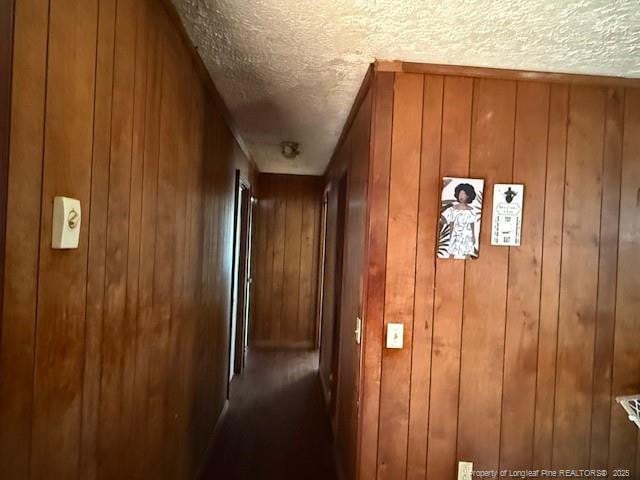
xmin=200 ymin=350 xmax=339 ymax=480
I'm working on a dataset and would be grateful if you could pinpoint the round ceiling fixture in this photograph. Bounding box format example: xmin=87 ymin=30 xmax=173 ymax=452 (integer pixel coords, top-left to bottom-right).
xmin=280 ymin=141 xmax=300 ymax=159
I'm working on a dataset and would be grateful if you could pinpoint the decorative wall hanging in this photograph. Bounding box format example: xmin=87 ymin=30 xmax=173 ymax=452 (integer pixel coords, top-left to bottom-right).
xmin=491 ymin=184 xmax=524 ymax=246
xmin=437 ymin=177 xmax=484 ymax=260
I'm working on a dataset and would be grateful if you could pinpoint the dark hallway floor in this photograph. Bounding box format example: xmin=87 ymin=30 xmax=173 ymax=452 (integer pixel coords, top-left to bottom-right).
xmin=199 ymin=349 xmax=339 ymax=480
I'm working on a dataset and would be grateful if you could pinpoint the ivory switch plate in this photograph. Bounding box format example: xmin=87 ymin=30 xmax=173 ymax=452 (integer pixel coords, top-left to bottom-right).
xmin=355 ymin=317 xmax=362 ymax=344
xmin=457 ymin=461 xmax=473 ymax=480
xmin=386 ymin=323 xmax=403 ymax=349
xmin=52 ymin=196 xmax=81 ymax=249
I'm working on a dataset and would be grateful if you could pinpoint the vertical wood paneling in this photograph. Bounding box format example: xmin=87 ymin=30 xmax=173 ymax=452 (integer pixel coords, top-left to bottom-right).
xmin=1 ymin=0 xmax=254 ymax=478
xmin=299 ymin=180 xmax=319 ymax=343
xmin=271 ymin=176 xmax=286 ymax=342
xmin=590 ymin=87 xmax=624 ymax=470
xmin=252 ymin=173 xmax=322 ymax=348
xmin=319 ymin=187 xmax=336 ymax=395
xmin=98 ymin=0 xmax=137 ymax=475
xmin=0 ymin=0 xmax=49 ymax=477
xmin=334 ymin=89 xmax=372 ymax=480
xmin=0 ymin=0 xmax=14 ymax=374
xmin=608 ymin=88 xmax=640 ymax=474
xmin=30 ymin=1 xmax=98 ymax=477
xmin=553 ymin=85 xmax=606 ymax=468
xmin=262 ymin=181 xmax=274 ymax=342
xmin=458 ymin=78 xmax=516 ymax=472
xmin=80 ymin=0 xmax=116 ymax=477
xmin=426 ymin=76 xmax=473 ymax=480
xmin=358 ymin=71 xmax=394 ymax=480
xmin=350 ymin=68 xmax=640 ymax=480
xmin=532 ymin=84 xmax=569 ymax=469
xmin=80 ymin=2 xmax=116 ymax=479
xmin=176 ymin=72 xmax=205 ymax=480
xmin=120 ymin=0 xmax=148 ymax=473
xmin=252 ymin=177 xmax=268 ymax=342
xmin=377 ymin=73 xmax=423 ymax=480
xmin=131 ymin=2 xmax=163 ymax=476
xmin=311 ymin=197 xmax=322 ymax=345
xmin=163 ymin=44 xmax=192 ymax=478
xmin=146 ymin=18 xmax=179 ymax=476
xmin=283 ymin=181 xmax=303 ymax=342
xmin=499 ymin=81 xmax=549 ymax=470
xmin=406 ymin=75 xmax=443 ymax=480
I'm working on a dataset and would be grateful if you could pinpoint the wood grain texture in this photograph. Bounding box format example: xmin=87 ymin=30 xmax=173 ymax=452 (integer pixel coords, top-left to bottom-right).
xmin=377 ymin=72 xmax=423 ymax=480
xmin=499 ymin=81 xmax=549 ymax=471
xmin=406 ymin=75 xmax=443 ymax=480
xmin=0 ymin=0 xmax=14 ymax=374
xmin=251 ymin=173 xmax=322 ymax=349
xmin=0 ymin=0 xmax=48 ymax=477
xmin=553 ymin=85 xmax=606 ymax=469
xmin=30 ymin=1 xmax=98 ymax=477
xmin=319 ymin=84 xmax=375 ymax=480
xmin=589 ymin=87 xmax=624 ymax=471
xmin=358 ymin=71 xmax=394 ymax=480
xmin=458 ymin=78 xmax=516 ymax=472
xmin=532 ymin=84 xmax=569 ymax=470
xmin=0 ymin=0 xmax=254 ymax=478
xmin=335 ymin=88 xmax=372 ymax=480
xmin=354 ymin=67 xmax=640 ymax=480
xmin=608 ymin=88 xmax=640 ymax=475
xmin=79 ymin=0 xmax=116 ymax=477
xmin=318 ymin=172 xmax=345 ymax=416
xmin=426 ymin=76 xmax=473 ymax=480
xmin=98 ymin=0 xmax=137 ymax=475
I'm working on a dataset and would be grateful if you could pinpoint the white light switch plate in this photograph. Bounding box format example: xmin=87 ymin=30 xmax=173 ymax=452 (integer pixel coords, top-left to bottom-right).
xmin=386 ymin=323 xmax=403 ymax=349
xmin=355 ymin=317 xmax=362 ymax=344
xmin=52 ymin=196 xmax=81 ymax=249
xmin=457 ymin=461 xmax=473 ymax=480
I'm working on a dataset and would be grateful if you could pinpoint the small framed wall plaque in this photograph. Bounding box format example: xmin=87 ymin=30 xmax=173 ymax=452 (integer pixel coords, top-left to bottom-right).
xmin=438 ymin=177 xmax=484 ymax=260
xmin=491 ymin=184 xmax=524 ymax=246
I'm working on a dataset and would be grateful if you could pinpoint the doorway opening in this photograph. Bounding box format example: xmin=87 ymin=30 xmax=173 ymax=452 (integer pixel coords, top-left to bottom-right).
xmin=329 ymin=173 xmax=347 ymax=420
xmin=229 ymin=171 xmax=252 ymax=388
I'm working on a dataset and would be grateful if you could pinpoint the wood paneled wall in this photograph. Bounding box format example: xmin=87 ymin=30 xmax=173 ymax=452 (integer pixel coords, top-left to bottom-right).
xmin=320 ymin=82 xmax=373 ymax=480
xmin=0 ymin=0 xmax=252 ymax=478
xmin=318 ymin=176 xmax=344 ymax=408
xmin=358 ymin=66 xmax=640 ymax=479
xmin=335 ymin=89 xmax=372 ymax=480
xmin=0 ymin=0 xmax=13 ymax=335
xmin=251 ymin=173 xmax=322 ymax=348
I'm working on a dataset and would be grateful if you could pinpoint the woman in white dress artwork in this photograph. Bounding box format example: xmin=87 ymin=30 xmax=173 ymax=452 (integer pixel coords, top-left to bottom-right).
xmin=442 ymin=183 xmax=478 ymax=259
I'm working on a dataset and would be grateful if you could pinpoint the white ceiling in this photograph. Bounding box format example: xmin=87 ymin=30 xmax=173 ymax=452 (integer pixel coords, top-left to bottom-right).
xmin=172 ymin=0 xmax=640 ymax=175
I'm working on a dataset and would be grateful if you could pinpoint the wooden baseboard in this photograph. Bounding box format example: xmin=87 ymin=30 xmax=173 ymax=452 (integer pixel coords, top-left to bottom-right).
xmin=194 ymin=399 xmax=229 ymax=480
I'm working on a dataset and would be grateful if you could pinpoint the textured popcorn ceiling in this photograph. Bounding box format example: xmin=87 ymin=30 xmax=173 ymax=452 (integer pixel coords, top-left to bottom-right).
xmin=172 ymin=0 xmax=640 ymax=175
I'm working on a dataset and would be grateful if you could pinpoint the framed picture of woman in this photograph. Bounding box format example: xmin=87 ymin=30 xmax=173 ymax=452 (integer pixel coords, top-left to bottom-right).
xmin=437 ymin=177 xmax=484 ymax=260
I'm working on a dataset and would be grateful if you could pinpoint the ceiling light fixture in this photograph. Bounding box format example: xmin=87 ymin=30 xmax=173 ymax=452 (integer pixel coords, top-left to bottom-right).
xmin=280 ymin=141 xmax=300 ymax=159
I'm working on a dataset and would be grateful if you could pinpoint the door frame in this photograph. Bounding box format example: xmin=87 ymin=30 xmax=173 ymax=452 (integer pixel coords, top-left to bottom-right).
xmin=234 ymin=179 xmax=251 ymax=375
xmin=0 ymin=0 xmax=15 ymax=352
xmin=329 ymin=173 xmax=348 ymax=420
xmin=315 ymin=190 xmax=329 ymax=352
xmin=228 ymin=170 xmax=252 ymax=393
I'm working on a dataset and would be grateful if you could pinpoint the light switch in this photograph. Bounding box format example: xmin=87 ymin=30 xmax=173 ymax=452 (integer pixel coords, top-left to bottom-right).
xmin=52 ymin=196 xmax=81 ymax=249
xmin=355 ymin=317 xmax=362 ymax=344
xmin=386 ymin=323 xmax=404 ymax=349
xmin=457 ymin=461 xmax=473 ymax=480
